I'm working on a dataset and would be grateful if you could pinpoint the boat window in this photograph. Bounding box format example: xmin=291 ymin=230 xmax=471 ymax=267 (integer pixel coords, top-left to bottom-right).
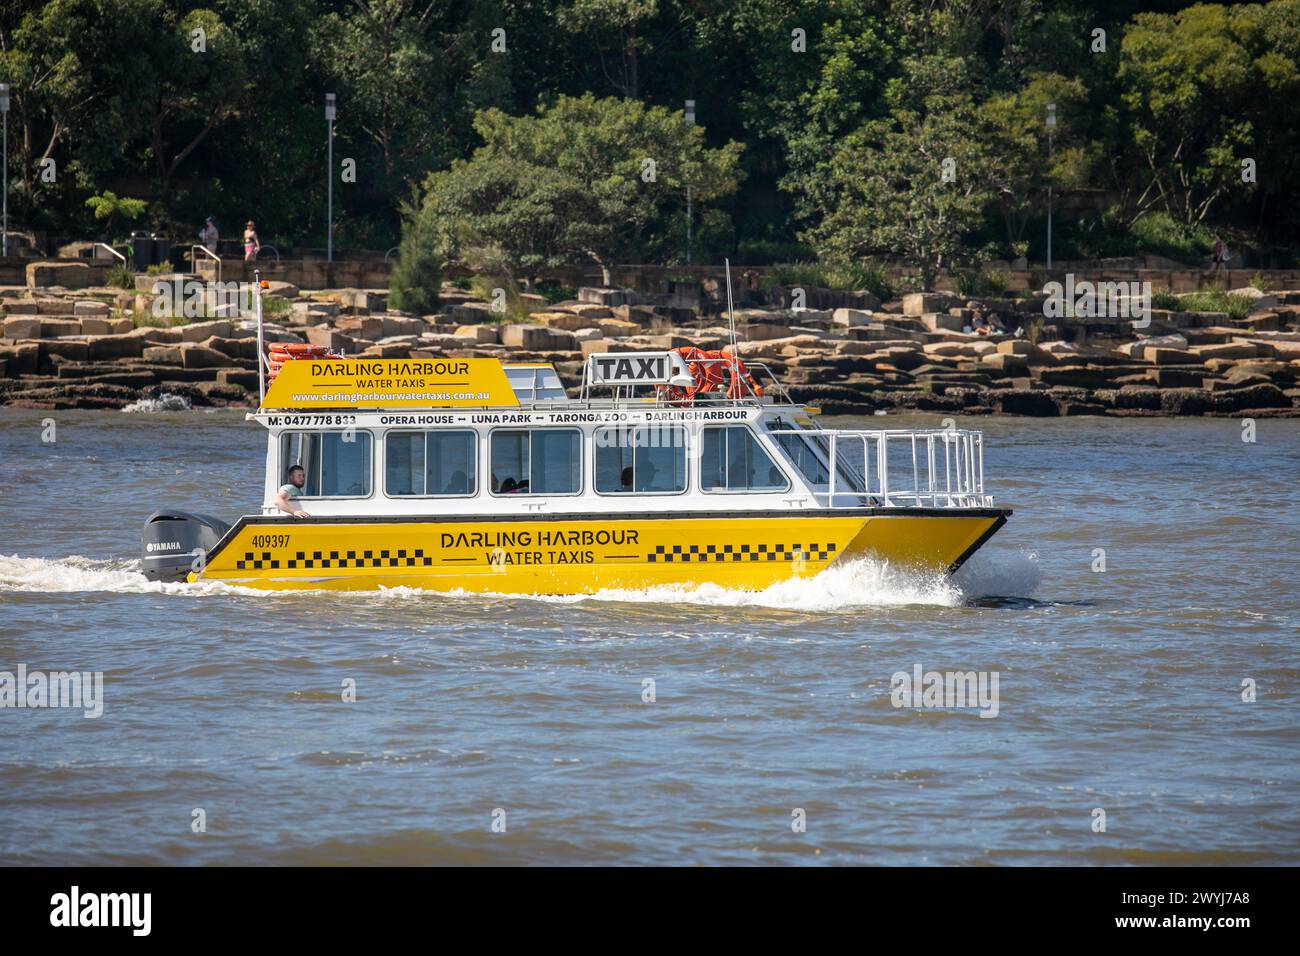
xmin=281 ymin=430 xmax=372 ymax=498
xmin=699 ymin=426 xmax=789 ymax=492
xmin=594 ymin=425 xmax=688 ymax=494
xmin=765 ymin=417 xmax=868 ymax=493
xmin=490 ymin=428 xmax=581 ymax=495
xmin=385 ymin=430 xmax=477 ymax=497
xmin=767 ymin=421 xmax=831 ymax=485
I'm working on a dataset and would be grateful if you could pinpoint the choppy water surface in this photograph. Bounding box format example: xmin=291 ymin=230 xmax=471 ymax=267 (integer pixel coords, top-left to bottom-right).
xmin=0 ymin=409 xmax=1296 ymax=865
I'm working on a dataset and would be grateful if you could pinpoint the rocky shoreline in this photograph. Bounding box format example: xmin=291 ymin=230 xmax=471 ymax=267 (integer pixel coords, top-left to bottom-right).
xmin=2 ymin=269 xmax=1299 ymax=417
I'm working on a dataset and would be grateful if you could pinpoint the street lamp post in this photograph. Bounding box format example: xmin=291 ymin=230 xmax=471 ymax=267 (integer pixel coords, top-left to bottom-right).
xmin=1 ymin=84 xmax=10 ymax=258
xmin=685 ymin=99 xmax=695 ymax=266
xmin=325 ymin=93 xmax=336 ymax=263
xmin=1045 ymin=102 xmax=1056 ymax=272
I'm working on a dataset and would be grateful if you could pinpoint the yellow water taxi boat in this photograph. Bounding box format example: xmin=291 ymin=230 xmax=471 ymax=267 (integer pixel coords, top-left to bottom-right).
xmin=140 ymin=296 xmax=1009 ymax=594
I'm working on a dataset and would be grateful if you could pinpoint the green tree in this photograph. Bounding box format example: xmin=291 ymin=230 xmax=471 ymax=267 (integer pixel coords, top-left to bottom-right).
xmin=980 ymin=72 xmax=1095 ymax=255
xmin=421 ymin=94 xmax=744 ymax=285
xmin=388 ymin=192 xmax=442 ymax=314
xmin=804 ymin=98 xmax=995 ymax=290
xmin=84 ymin=189 xmax=147 ymax=238
xmin=1118 ymin=2 xmax=1282 ymax=226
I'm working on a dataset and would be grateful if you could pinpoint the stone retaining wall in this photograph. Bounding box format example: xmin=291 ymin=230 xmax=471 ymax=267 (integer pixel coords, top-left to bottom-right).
xmin=2 ymin=279 xmax=1298 ymax=417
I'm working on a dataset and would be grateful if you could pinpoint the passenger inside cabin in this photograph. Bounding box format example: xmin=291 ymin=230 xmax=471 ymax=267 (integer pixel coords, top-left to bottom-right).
xmin=500 ymin=477 xmax=518 ymax=494
xmin=444 ymin=470 xmax=469 ymax=494
xmin=275 ymin=465 xmax=311 ymax=518
xmin=619 ymin=466 xmax=633 ymax=492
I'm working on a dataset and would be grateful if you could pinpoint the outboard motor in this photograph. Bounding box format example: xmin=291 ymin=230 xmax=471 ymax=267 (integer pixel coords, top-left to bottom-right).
xmin=141 ymin=510 xmax=232 ymax=582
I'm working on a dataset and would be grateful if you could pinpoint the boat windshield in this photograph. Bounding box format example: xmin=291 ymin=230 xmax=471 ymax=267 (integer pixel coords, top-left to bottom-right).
xmin=764 ymin=415 xmax=871 ymax=498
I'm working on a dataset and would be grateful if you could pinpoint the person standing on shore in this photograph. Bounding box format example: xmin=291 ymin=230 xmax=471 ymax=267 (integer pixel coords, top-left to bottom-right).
xmin=199 ymin=217 xmax=218 ymax=253
xmin=244 ymin=221 xmax=260 ymax=262
xmin=1212 ymin=234 xmax=1228 ymax=281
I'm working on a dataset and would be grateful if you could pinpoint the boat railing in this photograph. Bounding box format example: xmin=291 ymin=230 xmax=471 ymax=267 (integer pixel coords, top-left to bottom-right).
xmin=768 ymin=427 xmax=991 ymax=509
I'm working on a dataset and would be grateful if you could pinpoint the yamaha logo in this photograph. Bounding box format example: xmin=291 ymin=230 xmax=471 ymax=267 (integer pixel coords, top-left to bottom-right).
xmin=146 ymin=541 xmax=181 ymax=552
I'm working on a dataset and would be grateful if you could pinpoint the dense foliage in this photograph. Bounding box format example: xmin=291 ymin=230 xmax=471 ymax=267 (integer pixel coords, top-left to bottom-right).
xmin=1 ymin=0 xmax=1297 ymax=268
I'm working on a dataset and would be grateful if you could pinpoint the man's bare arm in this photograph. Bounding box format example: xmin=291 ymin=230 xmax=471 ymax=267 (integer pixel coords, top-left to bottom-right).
xmin=275 ymin=491 xmax=310 ymax=518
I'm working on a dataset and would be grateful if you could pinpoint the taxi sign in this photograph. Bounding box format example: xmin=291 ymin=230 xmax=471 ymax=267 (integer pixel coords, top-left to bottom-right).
xmin=586 ymin=351 xmax=692 ymax=386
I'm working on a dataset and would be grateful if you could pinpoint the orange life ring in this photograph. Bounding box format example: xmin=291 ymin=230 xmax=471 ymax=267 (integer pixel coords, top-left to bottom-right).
xmin=655 ymin=346 xmax=763 ymax=403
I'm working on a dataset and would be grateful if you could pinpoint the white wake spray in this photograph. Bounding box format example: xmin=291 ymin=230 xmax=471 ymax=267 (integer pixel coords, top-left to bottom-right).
xmin=0 ymin=548 xmax=1041 ymax=610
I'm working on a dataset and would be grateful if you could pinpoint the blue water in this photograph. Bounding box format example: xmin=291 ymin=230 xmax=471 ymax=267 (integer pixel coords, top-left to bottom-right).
xmin=1 ymin=409 xmax=1296 ymax=864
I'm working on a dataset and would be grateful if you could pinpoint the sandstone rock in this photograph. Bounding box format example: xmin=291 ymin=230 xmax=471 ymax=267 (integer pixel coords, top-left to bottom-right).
xmin=573 ymin=328 xmax=603 ymax=343
xmin=200 ymin=335 xmax=244 ymax=359
xmin=4 ymin=300 xmax=42 ymax=315
xmin=1189 ymin=342 xmax=1258 ymax=361
xmin=40 ymin=339 xmax=91 ymax=362
xmin=86 ymin=334 xmax=144 ymax=360
xmin=73 ymin=300 xmax=112 ymax=317
xmin=1149 ymin=367 xmax=1204 ymax=388
xmin=40 ymin=319 xmax=82 ymax=337
xmin=1117 ymin=334 xmax=1189 ymax=358
xmin=597 ymin=318 xmax=641 ymax=338
xmin=581 ymin=339 xmax=641 ymax=357
xmin=500 ymin=324 xmax=576 ymax=351
xmin=26 ymin=261 xmax=92 ymax=290
xmin=178 ymin=319 xmax=233 ymax=343
xmin=2 ymin=318 xmax=41 ymax=339
xmin=536 ymin=311 xmax=600 ymax=331
xmin=578 ymin=287 xmax=632 ymax=307
xmin=181 ymin=344 xmax=233 ymax=369
xmin=570 ymin=303 xmax=614 ymax=320
xmin=78 ymin=317 xmax=113 ymax=335
xmin=123 ymin=325 xmax=182 ymax=345
xmin=981 ymin=353 xmax=1029 ymax=375
xmin=214 ymin=368 xmax=258 ymax=390
xmin=304 ymin=327 xmax=357 ymax=352
xmin=381 ymin=315 xmax=425 ymax=337
xmin=1143 ymin=346 xmax=1196 ymax=365
xmin=143 ymin=346 xmax=184 ymax=365
xmin=453 ymin=325 xmax=499 ymax=344
xmin=902 ymin=292 xmax=956 ymax=316
xmin=0 ymin=343 xmax=39 ymax=375
xmin=996 ymin=339 xmax=1042 ymax=358
xmin=922 ymin=312 xmax=964 ymax=332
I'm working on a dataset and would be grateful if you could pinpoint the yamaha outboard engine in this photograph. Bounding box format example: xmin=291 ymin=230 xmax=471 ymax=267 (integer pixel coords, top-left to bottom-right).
xmin=141 ymin=510 xmax=232 ymax=582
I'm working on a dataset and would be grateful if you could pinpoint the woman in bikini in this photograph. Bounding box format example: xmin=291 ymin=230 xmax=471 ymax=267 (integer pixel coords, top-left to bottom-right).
xmin=243 ymin=221 xmax=260 ymax=262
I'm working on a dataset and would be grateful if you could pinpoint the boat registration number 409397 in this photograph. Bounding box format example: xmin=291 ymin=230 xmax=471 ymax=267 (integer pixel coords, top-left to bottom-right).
xmin=250 ymin=534 xmax=291 ymax=549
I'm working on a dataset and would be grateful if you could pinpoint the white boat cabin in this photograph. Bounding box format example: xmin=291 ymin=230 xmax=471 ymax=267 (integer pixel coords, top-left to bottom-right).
xmin=250 ymin=351 xmax=992 ymax=518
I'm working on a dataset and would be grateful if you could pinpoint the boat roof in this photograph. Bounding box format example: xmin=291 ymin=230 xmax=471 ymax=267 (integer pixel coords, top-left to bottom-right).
xmin=254 ymin=351 xmax=797 ymax=417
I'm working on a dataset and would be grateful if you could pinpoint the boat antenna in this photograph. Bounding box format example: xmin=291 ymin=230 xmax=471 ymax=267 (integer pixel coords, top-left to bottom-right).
xmin=724 ymin=258 xmax=738 ymax=355
xmin=254 ymin=268 xmax=265 ymax=405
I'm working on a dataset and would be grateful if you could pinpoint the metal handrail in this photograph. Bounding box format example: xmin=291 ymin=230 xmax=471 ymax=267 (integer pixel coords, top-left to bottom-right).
xmin=93 ymin=242 xmax=126 ymax=264
xmin=768 ymin=427 xmax=990 ymax=509
xmin=191 ymin=244 xmax=221 ymax=285
xmin=258 ymin=244 xmax=281 ymax=264
xmin=384 ymin=246 xmax=399 ymax=264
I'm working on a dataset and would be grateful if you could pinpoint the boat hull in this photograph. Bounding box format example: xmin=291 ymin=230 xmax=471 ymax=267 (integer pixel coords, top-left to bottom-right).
xmin=189 ymin=509 xmax=1009 ymax=594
